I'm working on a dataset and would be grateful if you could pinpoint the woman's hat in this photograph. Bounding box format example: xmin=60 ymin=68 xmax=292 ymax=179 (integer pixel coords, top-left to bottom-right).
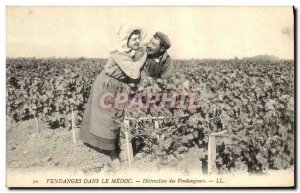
xmin=110 ymin=24 xmax=146 ymax=54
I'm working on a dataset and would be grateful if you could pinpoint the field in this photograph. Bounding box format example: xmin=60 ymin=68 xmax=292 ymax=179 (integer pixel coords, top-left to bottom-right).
xmin=6 ymin=57 xmax=295 ymax=175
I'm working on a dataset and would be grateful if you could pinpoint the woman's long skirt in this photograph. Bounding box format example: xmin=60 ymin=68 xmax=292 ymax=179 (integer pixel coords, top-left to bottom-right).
xmin=79 ymin=71 xmax=126 ymax=151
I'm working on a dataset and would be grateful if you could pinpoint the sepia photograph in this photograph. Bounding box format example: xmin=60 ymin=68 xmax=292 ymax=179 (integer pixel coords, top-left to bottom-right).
xmin=5 ymin=6 xmax=295 ymax=188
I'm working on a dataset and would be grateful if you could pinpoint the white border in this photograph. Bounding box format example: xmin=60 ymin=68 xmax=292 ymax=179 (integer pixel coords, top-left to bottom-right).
xmin=1 ymin=1 xmax=298 ymax=193
xmin=1 ymin=0 xmax=297 ymax=6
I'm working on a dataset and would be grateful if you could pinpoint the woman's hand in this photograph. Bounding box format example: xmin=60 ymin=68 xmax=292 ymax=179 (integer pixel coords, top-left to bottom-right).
xmin=133 ymin=46 xmax=147 ymax=62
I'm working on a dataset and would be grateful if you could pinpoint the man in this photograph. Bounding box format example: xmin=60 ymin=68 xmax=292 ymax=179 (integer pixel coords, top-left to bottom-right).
xmin=119 ymin=32 xmax=174 ymax=163
xmin=142 ymin=33 xmax=190 ymax=90
xmin=135 ymin=31 xmax=174 ymax=81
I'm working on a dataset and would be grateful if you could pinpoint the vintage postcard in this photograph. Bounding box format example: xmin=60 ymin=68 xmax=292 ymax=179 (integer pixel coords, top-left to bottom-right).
xmin=6 ymin=6 xmax=295 ymax=188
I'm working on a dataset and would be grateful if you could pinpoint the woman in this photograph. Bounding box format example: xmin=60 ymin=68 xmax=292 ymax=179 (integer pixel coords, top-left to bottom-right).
xmin=79 ymin=26 xmax=147 ymax=170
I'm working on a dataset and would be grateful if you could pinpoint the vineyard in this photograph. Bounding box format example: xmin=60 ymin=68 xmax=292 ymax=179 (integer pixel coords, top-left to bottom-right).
xmin=6 ymin=57 xmax=295 ymax=173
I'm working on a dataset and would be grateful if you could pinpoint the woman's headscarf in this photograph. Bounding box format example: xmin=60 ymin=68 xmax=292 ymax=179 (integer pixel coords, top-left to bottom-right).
xmin=110 ymin=24 xmax=146 ymax=57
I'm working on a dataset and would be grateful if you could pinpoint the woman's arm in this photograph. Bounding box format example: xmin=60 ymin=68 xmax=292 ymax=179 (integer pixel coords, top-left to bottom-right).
xmin=111 ymin=49 xmax=147 ymax=79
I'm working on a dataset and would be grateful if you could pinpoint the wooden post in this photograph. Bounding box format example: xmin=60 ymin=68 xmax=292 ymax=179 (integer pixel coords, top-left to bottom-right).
xmin=35 ymin=117 xmax=39 ymax=134
xmin=124 ymin=119 xmax=134 ymax=166
xmin=7 ymin=116 xmax=13 ymax=131
xmin=154 ymin=120 xmax=159 ymax=139
xmin=207 ymin=130 xmax=227 ymax=174
xmin=71 ymin=111 xmax=76 ymax=145
xmin=207 ymin=135 xmax=216 ymax=174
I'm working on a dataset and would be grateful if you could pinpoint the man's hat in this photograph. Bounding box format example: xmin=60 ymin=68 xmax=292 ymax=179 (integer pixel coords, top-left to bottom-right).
xmin=155 ymin=32 xmax=171 ymax=49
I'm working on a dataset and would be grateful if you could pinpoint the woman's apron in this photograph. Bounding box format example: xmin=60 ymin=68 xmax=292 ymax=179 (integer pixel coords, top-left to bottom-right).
xmin=79 ymin=71 xmax=127 ymax=150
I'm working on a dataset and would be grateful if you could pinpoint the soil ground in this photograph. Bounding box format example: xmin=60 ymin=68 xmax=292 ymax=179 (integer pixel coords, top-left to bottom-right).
xmin=6 ymin=118 xmax=204 ymax=174
xmin=6 ymin=118 xmax=294 ymax=188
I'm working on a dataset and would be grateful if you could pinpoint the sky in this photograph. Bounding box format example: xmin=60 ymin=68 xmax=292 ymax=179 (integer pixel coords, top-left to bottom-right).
xmin=6 ymin=7 xmax=294 ymax=59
